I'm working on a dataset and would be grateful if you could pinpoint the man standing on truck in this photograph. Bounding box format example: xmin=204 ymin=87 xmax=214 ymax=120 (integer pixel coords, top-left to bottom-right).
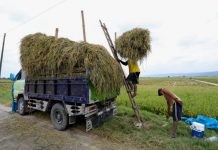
xmin=119 ymin=59 xmax=140 ymax=97
xmin=158 ymin=88 xmax=183 ymax=138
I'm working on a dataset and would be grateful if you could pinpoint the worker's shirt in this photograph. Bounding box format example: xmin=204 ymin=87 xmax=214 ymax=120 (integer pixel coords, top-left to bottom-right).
xmin=128 ymin=59 xmax=140 ymax=73
xmin=162 ymin=88 xmax=182 ymax=107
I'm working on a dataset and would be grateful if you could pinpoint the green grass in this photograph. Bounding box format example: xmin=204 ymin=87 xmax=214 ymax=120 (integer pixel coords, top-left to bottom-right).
xmin=0 ymin=79 xmax=12 ymax=106
xmin=194 ymin=77 xmax=218 ymax=84
xmin=93 ymin=106 xmax=218 ymax=150
xmin=117 ymin=77 xmax=218 ymax=118
xmin=94 ymin=77 xmax=218 ymax=149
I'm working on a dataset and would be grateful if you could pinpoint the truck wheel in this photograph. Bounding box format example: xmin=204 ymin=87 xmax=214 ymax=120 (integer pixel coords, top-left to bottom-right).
xmin=50 ymin=103 xmax=68 ymax=131
xmin=18 ymin=97 xmax=26 ymax=115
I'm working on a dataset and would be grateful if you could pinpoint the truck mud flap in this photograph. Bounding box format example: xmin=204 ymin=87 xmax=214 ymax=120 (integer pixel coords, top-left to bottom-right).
xmin=86 ymin=109 xmax=115 ymax=131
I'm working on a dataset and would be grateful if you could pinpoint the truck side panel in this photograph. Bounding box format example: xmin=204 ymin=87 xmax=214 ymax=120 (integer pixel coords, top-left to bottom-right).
xmin=25 ymin=78 xmax=89 ymax=104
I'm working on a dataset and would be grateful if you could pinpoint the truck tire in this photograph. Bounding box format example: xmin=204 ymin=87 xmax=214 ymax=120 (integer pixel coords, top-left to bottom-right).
xmin=18 ymin=97 xmax=26 ymax=115
xmin=50 ymin=103 xmax=68 ymax=131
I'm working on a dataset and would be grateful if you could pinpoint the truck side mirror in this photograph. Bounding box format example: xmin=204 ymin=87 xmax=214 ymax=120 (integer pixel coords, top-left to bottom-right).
xmin=10 ymin=73 xmax=15 ymax=81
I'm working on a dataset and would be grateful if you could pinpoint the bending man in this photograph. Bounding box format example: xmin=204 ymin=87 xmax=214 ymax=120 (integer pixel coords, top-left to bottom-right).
xmin=158 ymin=88 xmax=183 ymax=138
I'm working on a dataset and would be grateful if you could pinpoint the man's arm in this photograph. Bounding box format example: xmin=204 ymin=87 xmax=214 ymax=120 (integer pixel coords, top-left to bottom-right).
xmin=166 ymin=103 xmax=171 ymax=119
xmin=119 ymin=60 xmax=128 ymax=66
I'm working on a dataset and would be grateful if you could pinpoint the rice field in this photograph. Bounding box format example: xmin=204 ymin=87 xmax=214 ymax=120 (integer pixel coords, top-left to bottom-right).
xmin=1 ymin=77 xmax=218 ymax=118
xmin=0 ymin=79 xmax=12 ymax=106
xmin=117 ymin=77 xmax=218 ymax=118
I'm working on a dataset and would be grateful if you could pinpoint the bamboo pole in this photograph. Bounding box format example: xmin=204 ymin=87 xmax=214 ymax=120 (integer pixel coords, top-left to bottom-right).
xmin=81 ymin=10 xmax=86 ymax=42
xmin=0 ymin=33 xmax=6 ymax=78
xmin=55 ymin=28 xmax=59 ymax=40
xmin=99 ymin=21 xmax=142 ymax=126
xmin=115 ymin=32 xmax=117 ymax=49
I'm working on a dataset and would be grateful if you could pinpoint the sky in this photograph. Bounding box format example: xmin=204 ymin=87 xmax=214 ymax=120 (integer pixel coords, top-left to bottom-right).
xmin=0 ymin=0 xmax=218 ymax=77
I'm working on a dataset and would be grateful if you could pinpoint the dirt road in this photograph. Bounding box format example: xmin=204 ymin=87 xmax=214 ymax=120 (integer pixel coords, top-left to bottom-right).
xmin=0 ymin=105 xmax=131 ymax=150
xmin=0 ymin=105 xmax=11 ymax=121
xmin=194 ymin=79 xmax=218 ymax=86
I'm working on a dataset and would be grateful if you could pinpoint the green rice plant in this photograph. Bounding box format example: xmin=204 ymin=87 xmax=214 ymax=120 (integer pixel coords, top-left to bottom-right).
xmin=0 ymin=80 xmax=12 ymax=106
xmin=117 ymin=77 xmax=218 ymax=118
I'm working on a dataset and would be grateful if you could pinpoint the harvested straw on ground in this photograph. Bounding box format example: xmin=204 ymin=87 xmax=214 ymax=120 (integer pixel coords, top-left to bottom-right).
xmin=20 ymin=33 xmax=123 ymax=97
xmin=115 ymin=28 xmax=151 ymax=61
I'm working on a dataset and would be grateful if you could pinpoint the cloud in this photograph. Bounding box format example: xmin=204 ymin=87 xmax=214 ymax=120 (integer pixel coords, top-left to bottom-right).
xmin=1 ymin=0 xmax=218 ymax=77
xmin=0 ymin=6 xmax=28 ymax=23
xmin=178 ymin=37 xmax=209 ymax=48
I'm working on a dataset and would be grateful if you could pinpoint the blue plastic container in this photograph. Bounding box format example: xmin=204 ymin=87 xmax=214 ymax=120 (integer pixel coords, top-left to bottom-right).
xmin=190 ymin=122 xmax=205 ymax=138
xmin=192 ymin=130 xmax=204 ymax=138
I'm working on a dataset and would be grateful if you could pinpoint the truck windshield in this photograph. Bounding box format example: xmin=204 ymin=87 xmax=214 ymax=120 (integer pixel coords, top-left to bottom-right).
xmin=15 ymin=70 xmax=26 ymax=80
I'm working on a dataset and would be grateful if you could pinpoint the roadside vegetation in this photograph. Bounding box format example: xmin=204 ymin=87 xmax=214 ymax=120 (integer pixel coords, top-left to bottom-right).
xmin=93 ymin=106 xmax=218 ymax=150
xmin=0 ymin=79 xmax=12 ymax=106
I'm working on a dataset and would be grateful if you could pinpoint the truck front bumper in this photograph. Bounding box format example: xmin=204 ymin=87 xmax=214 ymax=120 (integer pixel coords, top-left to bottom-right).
xmin=86 ymin=107 xmax=116 ymax=131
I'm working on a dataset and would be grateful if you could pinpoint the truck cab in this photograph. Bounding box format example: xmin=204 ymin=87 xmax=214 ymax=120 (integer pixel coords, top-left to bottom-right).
xmin=12 ymin=70 xmax=26 ymax=114
xmin=12 ymin=70 xmax=117 ymax=131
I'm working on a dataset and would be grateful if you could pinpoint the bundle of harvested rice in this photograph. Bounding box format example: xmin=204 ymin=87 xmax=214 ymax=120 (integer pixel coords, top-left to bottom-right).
xmin=20 ymin=33 xmax=123 ymax=98
xmin=115 ymin=28 xmax=151 ymax=61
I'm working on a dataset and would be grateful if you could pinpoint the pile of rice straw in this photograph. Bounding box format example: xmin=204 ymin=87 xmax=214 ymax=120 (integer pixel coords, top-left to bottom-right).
xmin=20 ymin=33 xmax=123 ymax=98
xmin=115 ymin=28 xmax=151 ymax=61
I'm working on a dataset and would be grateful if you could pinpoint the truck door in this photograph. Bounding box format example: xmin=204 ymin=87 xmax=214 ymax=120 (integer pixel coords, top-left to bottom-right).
xmin=13 ymin=70 xmax=25 ymax=99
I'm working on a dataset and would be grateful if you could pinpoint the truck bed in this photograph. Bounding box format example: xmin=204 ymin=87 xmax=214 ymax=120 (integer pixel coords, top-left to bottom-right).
xmin=25 ymin=77 xmax=90 ymax=104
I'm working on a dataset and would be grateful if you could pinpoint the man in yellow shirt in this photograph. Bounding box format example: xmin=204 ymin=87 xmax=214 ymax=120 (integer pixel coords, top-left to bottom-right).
xmin=119 ymin=59 xmax=140 ymax=97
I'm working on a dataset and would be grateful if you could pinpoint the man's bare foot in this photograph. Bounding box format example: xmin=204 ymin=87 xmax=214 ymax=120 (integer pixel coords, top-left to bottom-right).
xmin=171 ymin=133 xmax=176 ymax=138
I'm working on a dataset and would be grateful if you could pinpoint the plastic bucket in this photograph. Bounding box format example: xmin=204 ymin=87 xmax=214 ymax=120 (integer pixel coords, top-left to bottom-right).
xmin=190 ymin=122 xmax=205 ymax=138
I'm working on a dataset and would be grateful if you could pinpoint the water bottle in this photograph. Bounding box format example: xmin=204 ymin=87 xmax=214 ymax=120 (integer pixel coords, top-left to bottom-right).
xmin=206 ymin=136 xmax=218 ymax=142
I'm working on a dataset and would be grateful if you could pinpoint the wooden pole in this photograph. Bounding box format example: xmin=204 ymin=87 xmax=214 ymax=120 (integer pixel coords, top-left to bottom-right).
xmin=0 ymin=33 xmax=6 ymax=78
xmin=81 ymin=10 xmax=87 ymax=42
xmin=114 ymin=32 xmax=117 ymax=49
xmin=55 ymin=28 xmax=59 ymax=40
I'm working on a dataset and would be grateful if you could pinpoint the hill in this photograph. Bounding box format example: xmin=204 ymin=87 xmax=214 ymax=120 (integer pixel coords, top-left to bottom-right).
xmin=145 ymin=71 xmax=218 ymax=77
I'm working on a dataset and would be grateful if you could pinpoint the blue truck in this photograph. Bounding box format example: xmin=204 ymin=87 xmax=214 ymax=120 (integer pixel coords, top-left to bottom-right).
xmin=12 ymin=70 xmax=117 ymax=131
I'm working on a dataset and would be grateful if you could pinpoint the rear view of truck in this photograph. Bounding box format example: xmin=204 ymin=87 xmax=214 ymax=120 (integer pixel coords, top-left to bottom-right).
xmin=13 ymin=33 xmax=123 ymax=131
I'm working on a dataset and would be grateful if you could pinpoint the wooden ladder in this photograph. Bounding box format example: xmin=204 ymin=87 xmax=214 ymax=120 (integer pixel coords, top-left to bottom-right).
xmin=99 ymin=20 xmax=142 ymax=126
